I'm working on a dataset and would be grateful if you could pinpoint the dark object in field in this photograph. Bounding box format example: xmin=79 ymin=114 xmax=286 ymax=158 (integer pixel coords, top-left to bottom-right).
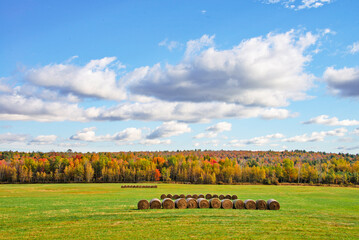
xmin=205 ymin=193 xmax=212 ymax=199
xmin=244 ymin=199 xmax=256 ymax=210
xmin=198 ymin=194 xmax=205 ymax=198
xmin=209 ymin=198 xmax=221 ymax=208
xmin=225 ymin=194 xmax=231 ymax=199
xmin=219 ymin=194 xmax=225 ymax=200
xmin=186 ymin=194 xmax=192 ymax=199
xmin=192 ymin=194 xmax=198 ymax=199
xmin=256 ymin=199 xmax=267 ymax=210
xmin=160 ymin=194 xmax=166 ymax=199
xmin=162 ymin=198 xmax=175 ymax=209
xmin=150 ymin=198 xmax=162 ymax=209
xmin=233 ymin=199 xmax=244 ymax=209
xmin=212 ymin=194 xmax=219 ymax=198
xmin=197 ymin=198 xmax=210 ymax=208
xmin=267 ymin=199 xmax=280 ymax=210
xmin=186 ymin=198 xmax=198 ymax=208
xmin=221 ymin=199 xmax=233 ymax=209
xmin=231 ymin=194 xmax=238 ymax=200
xmin=137 ymin=199 xmax=150 ymax=210
xmin=179 ymin=194 xmax=185 ymax=198
xmin=175 ymin=198 xmax=187 ymax=209
xmin=173 ymin=194 xmax=179 ymax=199
xmin=166 ymin=194 xmax=173 ymax=199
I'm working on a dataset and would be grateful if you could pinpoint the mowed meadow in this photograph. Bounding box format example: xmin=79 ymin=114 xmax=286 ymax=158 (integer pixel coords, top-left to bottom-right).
xmin=0 ymin=184 xmax=358 ymax=239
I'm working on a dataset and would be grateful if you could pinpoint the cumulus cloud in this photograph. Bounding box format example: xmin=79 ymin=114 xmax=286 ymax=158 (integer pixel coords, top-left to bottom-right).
xmin=283 ymin=128 xmax=347 ymax=142
xmin=25 ymin=57 xmax=127 ymax=101
xmin=264 ymin=0 xmax=333 ymax=10
xmin=129 ymin=30 xmax=316 ymax=107
xmin=0 ymin=133 xmax=28 ymax=144
xmin=194 ymin=122 xmax=231 ymax=139
xmin=323 ymin=66 xmax=359 ymax=97
xmin=147 ymin=121 xmax=191 ymax=139
xmin=94 ymin=101 xmax=295 ymax=123
xmin=303 ymin=115 xmax=359 ymax=126
xmin=0 ymin=92 xmax=88 ymax=122
xmin=348 ymin=42 xmax=359 ymax=54
xmin=228 ymin=133 xmax=285 ymax=147
xmin=29 ymin=135 xmax=58 ymax=145
xmin=70 ymin=127 xmax=142 ymax=142
xmin=0 ymin=30 xmax=320 ymax=123
xmin=353 ymin=128 xmax=359 ymax=136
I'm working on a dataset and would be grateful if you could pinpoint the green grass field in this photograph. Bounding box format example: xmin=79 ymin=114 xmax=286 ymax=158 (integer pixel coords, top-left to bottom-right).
xmin=0 ymin=183 xmax=358 ymax=239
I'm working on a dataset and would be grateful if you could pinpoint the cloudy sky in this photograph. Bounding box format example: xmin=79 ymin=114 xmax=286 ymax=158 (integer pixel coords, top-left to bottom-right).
xmin=1 ymin=0 xmax=359 ymax=153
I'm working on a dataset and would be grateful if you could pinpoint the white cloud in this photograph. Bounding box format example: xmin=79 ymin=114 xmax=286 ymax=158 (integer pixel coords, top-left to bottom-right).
xmin=129 ymin=30 xmax=316 ymax=108
xmin=323 ymin=66 xmax=359 ymax=97
xmin=94 ymin=100 xmax=294 ymax=123
xmin=228 ymin=133 xmax=285 ymax=146
xmin=0 ymin=133 xmax=28 ymax=144
xmin=0 ymin=92 xmax=88 ymax=122
xmin=283 ymin=128 xmax=347 ymax=142
xmin=263 ymin=0 xmax=333 ymax=10
xmin=194 ymin=122 xmax=231 ymax=139
xmin=303 ymin=115 xmax=359 ymax=126
xmin=29 ymin=135 xmax=58 ymax=145
xmin=140 ymin=139 xmax=172 ymax=145
xmin=353 ymin=128 xmax=359 ymax=136
xmin=70 ymin=127 xmax=142 ymax=142
xmin=25 ymin=57 xmax=127 ymax=101
xmin=113 ymin=128 xmax=142 ymax=142
xmin=348 ymin=42 xmax=359 ymax=54
xmin=0 ymin=77 xmax=12 ymax=93
xmin=184 ymin=34 xmax=215 ymax=58
xmin=147 ymin=121 xmax=191 ymax=139
xmin=158 ymin=39 xmax=181 ymax=51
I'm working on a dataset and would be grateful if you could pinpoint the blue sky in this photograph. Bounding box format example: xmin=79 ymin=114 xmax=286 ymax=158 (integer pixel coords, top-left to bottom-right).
xmin=1 ymin=0 xmax=359 ymax=153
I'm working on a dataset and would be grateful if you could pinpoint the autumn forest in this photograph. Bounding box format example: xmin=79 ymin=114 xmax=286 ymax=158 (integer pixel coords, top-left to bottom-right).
xmin=0 ymin=150 xmax=358 ymax=185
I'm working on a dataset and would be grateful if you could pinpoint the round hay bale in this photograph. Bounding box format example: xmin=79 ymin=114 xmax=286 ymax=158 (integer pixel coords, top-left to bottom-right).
xmin=225 ymin=194 xmax=231 ymax=199
xmin=162 ymin=198 xmax=175 ymax=209
xmin=160 ymin=194 xmax=166 ymax=199
xmin=205 ymin=193 xmax=212 ymax=199
xmin=256 ymin=199 xmax=267 ymax=210
xmin=138 ymin=199 xmax=150 ymax=210
xmin=219 ymin=194 xmax=225 ymax=200
xmin=231 ymin=194 xmax=238 ymax=200
xmin=267 ymin=199 xmax=280 ymax=210
xmin=233 ymin=199 xmax=244 ymax=209
xmin=192 ymin=194 xmax=198 ymax=199
xmin=175 ymin=198 xmax=187 ymax=209
xmin=166 ymin=194 xmax=173 ymax=199
xmin=173 ymin=194 xmax=180 ymax=199
xmin=244 ymin=199 xmax=256 ymax=210
xmin=212 ymin=194 xmax=219 ymax=198
xmin=209 ymin=198 xmax=221 ymax=209
xmin=198 ymin=194 xmax=205 ymax=198
xmin=186 ymin=198 xmax=197 ymax=208
xmin=221 ymin=199 xmax=233 ymax=209
xmin=150 ymin=198 xmax=162 ymax=209
xmin=197 ymin=198 xmax=210 ymax=208
xmin=179 ymin=194 xmax=185 ymax=198
xmin=186 ymin=194 xmax=192 ymax=199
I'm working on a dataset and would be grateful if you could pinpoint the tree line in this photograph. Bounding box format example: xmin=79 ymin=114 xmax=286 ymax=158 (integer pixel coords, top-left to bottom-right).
xmin=0 ymin=150 xmax=358 ymax=185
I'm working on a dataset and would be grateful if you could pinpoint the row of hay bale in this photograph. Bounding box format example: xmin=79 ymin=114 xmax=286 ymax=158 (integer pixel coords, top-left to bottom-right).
xmin=121 ymin=185 xmax=157 ymax=188
xmin=160 ymin=193 xmax=238 ymax=200
xmin=138 ymin=198 xmax=280 ymax=210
